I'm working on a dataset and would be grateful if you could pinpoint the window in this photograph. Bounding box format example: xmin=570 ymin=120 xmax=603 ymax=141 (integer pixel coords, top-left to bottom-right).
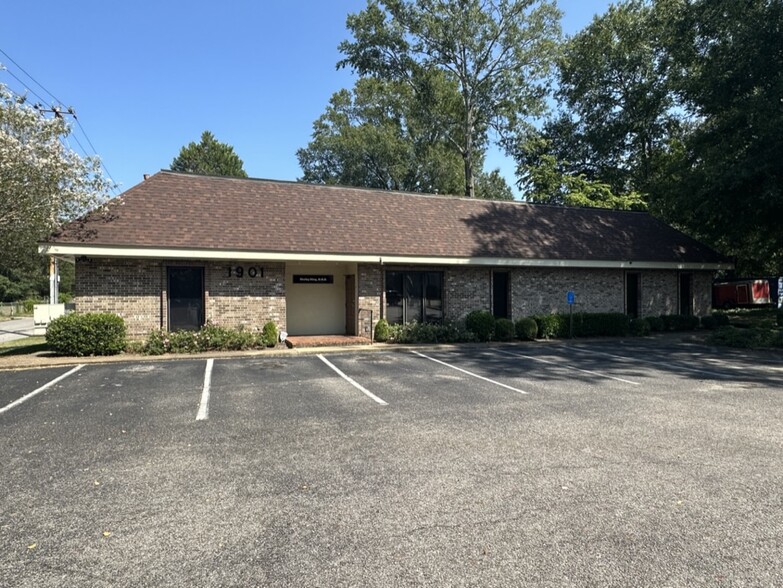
xmin=385 ymin=271 xmax=443 ymax=324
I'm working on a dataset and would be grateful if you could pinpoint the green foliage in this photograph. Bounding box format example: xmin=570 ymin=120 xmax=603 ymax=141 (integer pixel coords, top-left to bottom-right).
xmin=572 ymin=312 xmax=631 ymax=337
xmin=699 ymin=315 xmax=717 ymax=330
xmin=374 ymin=318 xmax=390 ymax=342
xmin=629 ymin=317 xmax=651 ymax=337
xmin=262 ymin=321 xmax=279 ymax=347
xmin=46 ymin=312 xmax=127 ymax=356
xmin=712 ymin=313 xmax=731 ymax=328
xmin=466 ymin=310 xmax=496 ymax=342
xmin=660 ymin=314 xmax=700 ymax=331
xmin=298 ymin=76 xmax=465 ymax=195
xmin=0 ymin=84 xmax=112 ymax=271
xmin=646 ymin=316 xmax=665 ymax=332
xmin=167 ymin=330 xmax=200 ymax=354
xmin=143 ymin=323 xmax=268 ymax=355
xmin=777 ymin=309 xmax=783 ymax=328
xmin=338 ymin=0 xmax=561 ymax=197
xmin=515 ymin=317 xmax=538 ymax=340
xmin=708 ymin=326 xmax=783 ymax=350
xmin=170 ymin=131 xmax=247 ymax=178
xmin=474 ymin=169 xmax=515 ymax=201
xmin=532 ymin=314 xmax=569 ymax=339
xmin=494 ymin=318 xmax=516 ymax=342
xmin=387 ymin=321 xmax=475 ymax=344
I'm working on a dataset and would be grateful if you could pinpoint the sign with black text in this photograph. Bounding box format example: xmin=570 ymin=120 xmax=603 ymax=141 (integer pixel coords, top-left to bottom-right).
xmin=293 ymin=275 xmax=334 ymax=284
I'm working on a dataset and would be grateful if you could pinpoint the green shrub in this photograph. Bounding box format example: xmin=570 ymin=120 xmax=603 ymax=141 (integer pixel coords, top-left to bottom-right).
xmin=713 ymin=313 xmax=731 ymax=327
xmin=144 ymin=330 xmax=168 ymax=355
xmin=532 ymin=314 xmax=569 ymax=339
xmin=262 ymin=321 xmax=278 ymax=347
xmin=646 ymin=316 xmax=665 ymax=332
xmin=700 ymin=315 xmax=717 ymax=330
xmin=23 ymin=298 xmax=39 ymax=314
xmin=168 ymin=330 xmax=200 ymax=353
xmin=515 ymin=317 xmax=538 ymax=341
xmin=494 ymin=318 xmax=516 ymax=342
xmin=629 ymin=317 xmax=651 ymax=336
xmin=387 ymin=321 xmax=475 ymax=344
xmin=46 ymin=312 xmax=127 ymax=356
xmin=661 ymin=314 xmax=700 ymax=331
xmin=571 ymin=313 xmax=631 ymax=337
xmin=466 ymin=310 xmax=496 ymax=342
xmin=374 ymin=319 xmax=390 ymax=342
xmin=777 ymin=308 xmax=783 ymax=327
xmin=709 ymin=326 xmax=783 ymax=349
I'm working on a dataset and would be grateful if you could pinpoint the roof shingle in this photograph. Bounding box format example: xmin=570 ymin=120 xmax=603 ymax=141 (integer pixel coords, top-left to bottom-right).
xmin=49 ymin=171 xmax=729 ymax=265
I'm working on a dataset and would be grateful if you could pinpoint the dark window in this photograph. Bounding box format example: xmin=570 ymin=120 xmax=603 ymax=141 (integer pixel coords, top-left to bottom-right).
xmin=385 ymin=271 xmax=443 ymax=324
xmin=492 ymin=272 xmax=509 ymax=319
xmin=679 ymin=273 xmax=693 ymax=316
xmin=626 ymin=272 xmax=640 ymax=318
xmin=168 ymin=267 xmax=204 ymax=331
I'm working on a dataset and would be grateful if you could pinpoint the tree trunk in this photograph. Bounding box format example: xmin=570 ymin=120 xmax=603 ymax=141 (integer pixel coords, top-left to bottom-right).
xmin=464 ymin=108 xmax=475 ymax=198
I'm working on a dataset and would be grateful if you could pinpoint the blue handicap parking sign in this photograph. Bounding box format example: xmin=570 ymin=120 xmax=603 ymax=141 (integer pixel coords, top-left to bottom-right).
xmin=567 ymin=290 xmax=575 ymax=305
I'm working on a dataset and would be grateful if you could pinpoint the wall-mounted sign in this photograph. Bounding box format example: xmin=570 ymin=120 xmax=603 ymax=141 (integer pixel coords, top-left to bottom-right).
xmin=293 ymin=275 xmax=333 ymax=284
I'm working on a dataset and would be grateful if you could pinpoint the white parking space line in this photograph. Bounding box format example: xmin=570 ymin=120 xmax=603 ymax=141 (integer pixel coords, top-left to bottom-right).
xmin=317 ymin=354 xmax=388 ymax=406
xmin=196 ymin=359 xmax=214 ymax=421
xmin=411 ymin=350 xmax=529 ymax=395
xmin=568 ymin=346 xmax=732 ymax=379
xmin=0 ymin=364 xmax=85 ymax=415
xmin=492 ymin=349 xmax=641 ymax=386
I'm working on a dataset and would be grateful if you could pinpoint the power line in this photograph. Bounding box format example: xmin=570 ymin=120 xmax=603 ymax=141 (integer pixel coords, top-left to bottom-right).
xmin=0 ymin=47 xmax=120 ymax=193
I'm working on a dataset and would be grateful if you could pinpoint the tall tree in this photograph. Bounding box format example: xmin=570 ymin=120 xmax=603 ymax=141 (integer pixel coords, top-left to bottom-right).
xmin=170 ymin=130 xmax=247 ymax=178
xmin=0 ymin=84 xmax=111 ymax=272
xmin=338 ymin=0 xmax=561 ymax=198
xmin=658 ymin=0 xmax=783 ymax=274
xmin=515 ymin=0 xmax=679 ymax=200
xmin=297 ymin=76 xmax=464 ymax=194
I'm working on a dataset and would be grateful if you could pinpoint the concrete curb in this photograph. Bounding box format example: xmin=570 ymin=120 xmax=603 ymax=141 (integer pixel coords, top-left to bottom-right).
xmin=0 ymin=332 xmax=717 ymax=372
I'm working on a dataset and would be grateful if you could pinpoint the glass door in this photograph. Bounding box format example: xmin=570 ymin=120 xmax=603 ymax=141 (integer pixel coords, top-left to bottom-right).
xmin=168 ymin=267 xmax=204 ymax=331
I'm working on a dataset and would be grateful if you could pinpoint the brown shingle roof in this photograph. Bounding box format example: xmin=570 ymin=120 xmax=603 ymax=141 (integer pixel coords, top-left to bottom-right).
xmin=49 ymin=171 xmax=729 ymax=265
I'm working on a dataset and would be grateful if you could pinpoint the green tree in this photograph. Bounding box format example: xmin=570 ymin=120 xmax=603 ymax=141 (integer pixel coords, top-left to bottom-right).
xmin=475 ymin=169 xmax=515 ymax=201
xmin=170 ymin=130 xmax=247 ymax=178
xmin=297 ymin=76 xmax=464 ymax=194
xmin=338 ymin=0 xmax=561 ymax=198
xmin=657 ymin=0 xmax=783 ymax=274
xmin=0 ymin=83 xmax=111 ymax=284
xmin=515 ymin=0 xmax=679 ymax=199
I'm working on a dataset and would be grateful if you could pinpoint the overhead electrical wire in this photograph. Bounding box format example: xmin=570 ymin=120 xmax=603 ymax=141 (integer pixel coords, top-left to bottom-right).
xmin=0 ymin=47 xmax=120 ymax=193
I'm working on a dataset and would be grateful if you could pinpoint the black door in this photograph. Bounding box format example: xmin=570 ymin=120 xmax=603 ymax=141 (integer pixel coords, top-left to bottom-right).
xmin=493 ymin=272 xmax=509 ymax=319
xmin=626 ymin=273 xmax=640 ymax=318
xmin=168 ymin=267 xmax=204 ymax=331
xmin=679 ymin=273 xmax=692 ymax=316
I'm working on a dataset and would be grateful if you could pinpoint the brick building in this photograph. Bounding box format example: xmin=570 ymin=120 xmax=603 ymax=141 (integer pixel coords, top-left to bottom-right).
xmin=40 ymin=172 xmax=731 ymax=338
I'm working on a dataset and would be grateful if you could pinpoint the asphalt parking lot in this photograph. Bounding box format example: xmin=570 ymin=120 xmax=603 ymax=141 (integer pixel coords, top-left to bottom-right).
xmin=1 ymin=340 xmax=782 ymax=587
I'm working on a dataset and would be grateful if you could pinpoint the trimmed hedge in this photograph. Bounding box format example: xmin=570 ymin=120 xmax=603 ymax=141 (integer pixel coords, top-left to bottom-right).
xmin=531 ymin=312 xmax=631 ymax=338
xmin=262 ymin=321 xmax=279 ymax=347
xmin=374 ymin=319 xmax=390 ymax=342
xmin=777 ymin=309 xmax=783 ymax=327
xmin=646 ymin=316 xmax=665 ymax=332
xmin=143 ymin=322 xmax=273 ymax=355
xmin=629 ymin=317 xmax=651 ymax=336
xmin=532 ymin=314 xmax=569 ymax=339
xmin=515 ymin=317 xmax=538 ymax=341
xmin=387 ymin=321 xmax=475 ymax=344
xmin=466 ymin=310 xmax=496 ymax=342
xmin=46 ymin=312 xmax=127 ymax=356
xmin=494 ymin=318 xmax=516 ymax=342
xmin=661 ymin=314 xmax=700 ymax=331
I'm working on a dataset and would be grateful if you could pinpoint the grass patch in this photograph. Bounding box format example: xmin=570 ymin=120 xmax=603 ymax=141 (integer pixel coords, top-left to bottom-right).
xmin=718 ymin=307 xmax=778 ymax=329
xmin=0 ymin=337 xmax=49 ymax=357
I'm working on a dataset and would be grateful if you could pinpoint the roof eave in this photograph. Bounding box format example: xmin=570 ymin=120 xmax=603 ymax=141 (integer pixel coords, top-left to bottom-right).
xmin=38 ymin=243 xmax=734 ymax=271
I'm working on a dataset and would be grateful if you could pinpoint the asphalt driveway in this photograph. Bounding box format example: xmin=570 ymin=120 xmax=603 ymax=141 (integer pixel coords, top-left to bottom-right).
xmin=1 ymin=340 xmax=781 ymax=587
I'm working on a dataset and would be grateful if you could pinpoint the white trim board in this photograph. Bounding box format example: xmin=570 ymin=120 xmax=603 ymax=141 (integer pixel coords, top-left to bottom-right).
xmin=38 ymin=244 xmax=732 ymax=271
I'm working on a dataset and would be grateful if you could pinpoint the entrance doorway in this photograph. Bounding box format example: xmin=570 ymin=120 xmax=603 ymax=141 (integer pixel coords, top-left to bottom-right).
xmin=168 ymin=267 xmax=204 ymax=331
xmin=345 ymin=274 xmax=356 ymax=335
xmin=492 ymin=271 xmax=510 ymax=319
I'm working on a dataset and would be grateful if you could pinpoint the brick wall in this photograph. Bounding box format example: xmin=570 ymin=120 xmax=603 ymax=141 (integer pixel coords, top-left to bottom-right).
xmin=75 ymin=258 xmax=286 ymax=338
xmin=444 ymin=267 xmax=491 ymax=321
xmin=510 ymin=268 xmax=624 ymax=318
xmin=692 ymin=272 xmax=713 ymax=316
xmin=205 ymin=262 xmax=286 ymax=332
xmin=358 ymin=264 xmax=382 ymax=338
xmin=74 ymin=258 xmax=162 ymax=337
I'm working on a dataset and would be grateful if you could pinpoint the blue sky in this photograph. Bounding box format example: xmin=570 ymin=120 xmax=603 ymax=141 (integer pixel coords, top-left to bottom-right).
xmin=1 ymin=1 xmax=613 ymax=197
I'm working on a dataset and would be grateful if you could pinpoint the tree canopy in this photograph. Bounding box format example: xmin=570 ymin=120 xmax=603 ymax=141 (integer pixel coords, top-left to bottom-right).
xmin=170 ymin=130 xmax=247 ymax=178
xmin=337 ymin=0 xmax=561 ymax=198
xmin=514 ymin=0 xmax=782 ymax=273
xmin=0 ymin=84 xmax=111 ymax=274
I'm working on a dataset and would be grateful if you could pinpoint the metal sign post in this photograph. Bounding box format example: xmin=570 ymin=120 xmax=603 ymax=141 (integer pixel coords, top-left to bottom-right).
xmin=567 ymin=290 xmax=575 ymax=338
